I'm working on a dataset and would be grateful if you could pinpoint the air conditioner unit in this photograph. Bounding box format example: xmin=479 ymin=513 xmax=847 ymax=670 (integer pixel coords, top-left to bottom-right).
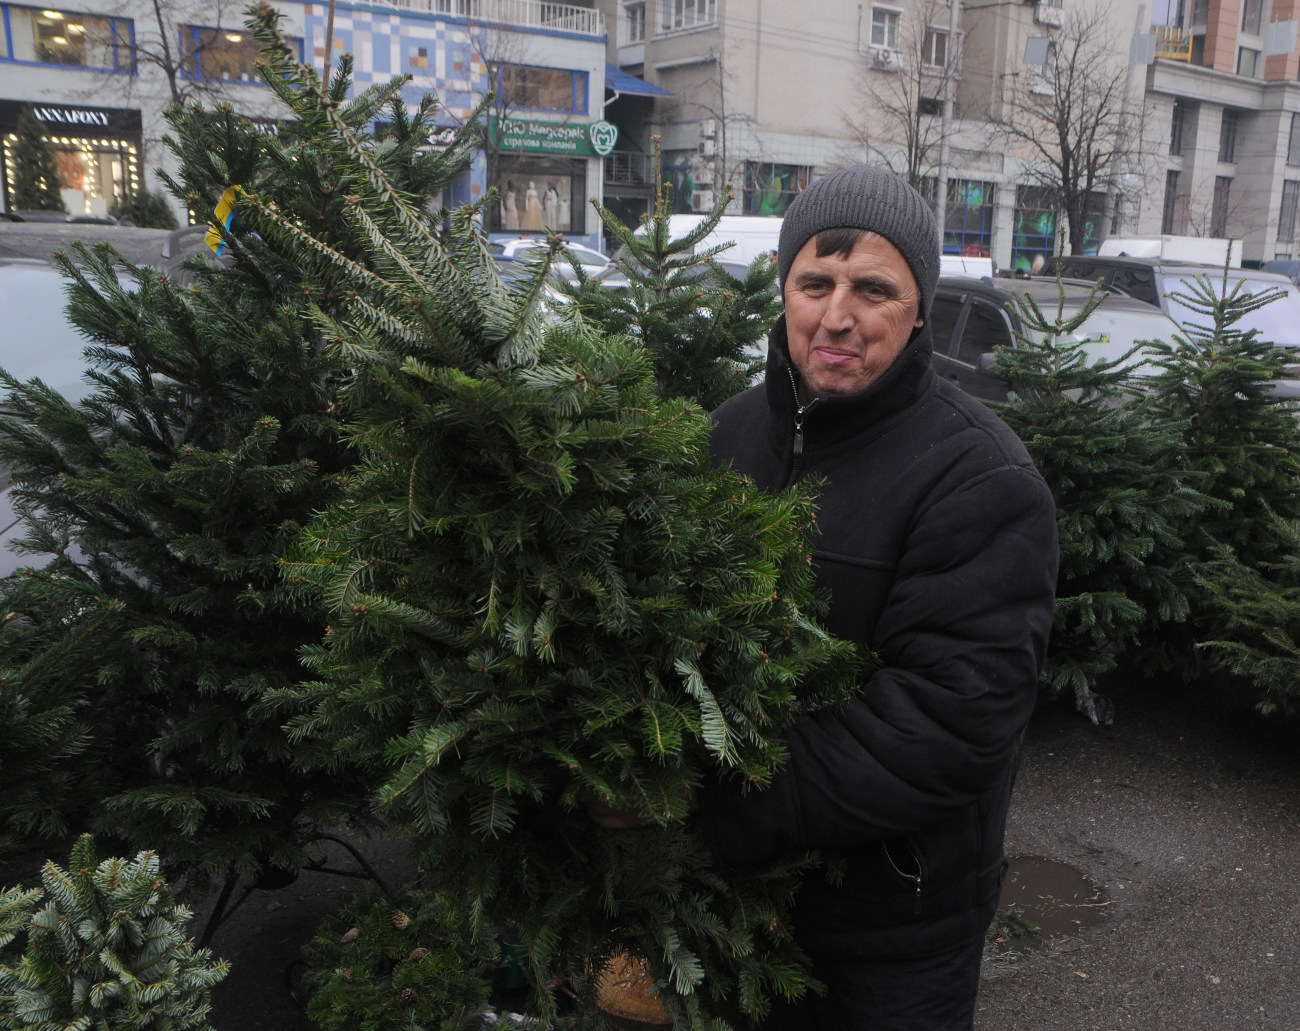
xmin=871 ymin=46 xmax=902 ymax=71
xmin=699 ymin=118 xmax=717 ymax=139
xmin=691 ymin=189 xmax=715 ymax=211
xmin=1035 ymin=1 xmax=1064 ymax=27
xmin=699 ymin=136 xmax=716 ymax=158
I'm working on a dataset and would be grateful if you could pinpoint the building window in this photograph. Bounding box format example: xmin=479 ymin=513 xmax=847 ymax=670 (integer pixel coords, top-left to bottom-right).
xmin=871 ymin=6 xmax=901 ymax=50
xmin=1170 ymin=99 xmax=1188 ymax=155
xmin=408 ymin=45 xmax=428 ymax=69
xmin=1241 ymin=0 xmax=1262 ymax=34
xmin=1218 ymin=108 xmax=1238 ymax=163
xmin=1211 ymin=176 xmax=1231 ymax=237
xmin=0 ymin=4 xmax=133 ymax=71
xmin=1191 ymin=0 xmax=1208 ymax=26
xmin=744 ymin=162 xmax=811 ymax=217
xmin=1011 ymin=185 xmax=1057 ymax=273
xmin=918 ymin=96 xmax=942 ymax=116
xmin=943 ymin=179 xmax=995 ymax=258
xmin=1163 ymin=169 xmax=1182 ymax=233
xmin=181 ymin=25 xmax=303 ymax=81
xmin=660 ymin=0 xmax=715 ymax=32
xmin=1288 ymin=113 xmax=1300 ymax=166
xmin=922 ymin=28 xmax=948 ymax=68
xmin=624 ymin=1 xmax=645 ymax=43
xmin=1280 ymin=180 xmax=1300 ymax=242
xmin=1237 ymin=47 xmax=1260 ymax=77
xmin=497 ymin=64 xmax=589 ymax=114
xmin=1152 ymin=0 xmax=1184 ymax=26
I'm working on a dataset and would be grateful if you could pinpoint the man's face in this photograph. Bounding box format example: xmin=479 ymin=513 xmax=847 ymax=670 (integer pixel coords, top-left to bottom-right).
xmin=783 ymin=231 xmax=923 ymax=402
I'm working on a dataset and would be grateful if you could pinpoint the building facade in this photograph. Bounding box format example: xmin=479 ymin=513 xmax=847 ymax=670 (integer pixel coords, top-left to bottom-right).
xmin=1135 ymin=0 xmax=1300 ymax=263
xmin=595 ymin=0 xmax=1300 ymax=269
xmin=0 ymin=0 xmax=612 ymax=248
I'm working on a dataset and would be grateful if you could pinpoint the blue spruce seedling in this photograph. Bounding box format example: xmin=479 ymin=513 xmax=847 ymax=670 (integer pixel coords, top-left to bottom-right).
xmin=0 ymin=835 xmax=229 ymax=1030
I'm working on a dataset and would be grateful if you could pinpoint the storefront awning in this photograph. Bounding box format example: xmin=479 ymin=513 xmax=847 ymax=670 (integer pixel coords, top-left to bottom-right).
xmin=605 ymin=64 xmax=672 ymax=98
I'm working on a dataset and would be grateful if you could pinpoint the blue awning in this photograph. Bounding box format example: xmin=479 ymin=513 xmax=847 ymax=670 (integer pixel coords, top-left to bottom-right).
xmin=605 ymin=63 xmax=673 ymax=98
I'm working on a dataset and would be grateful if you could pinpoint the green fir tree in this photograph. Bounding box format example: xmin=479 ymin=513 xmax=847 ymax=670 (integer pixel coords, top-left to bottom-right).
xmin=0 ymin=5 xmax=479 ymax=890
xmin=0 ymin=834 xmax=229 ymax=1030
xmin=559 ymin=138 xmax=777 ymax=410
xmin=989 ymin=278 xmax=1204 ymax=717
xmin=10 ymin=108 xmax=67 ymax=213
xmin=228 ymin=37 xmax=866 ymax=1031
xmin=1143 ymin=264 xmax=1300 ymax=677
xmin=301 ymin=888 xmax=498 ymax=1030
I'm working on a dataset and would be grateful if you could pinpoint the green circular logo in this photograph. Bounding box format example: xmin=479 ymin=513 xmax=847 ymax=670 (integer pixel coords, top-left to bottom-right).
xmin=589 ymin=120 xmax=618 ymax=157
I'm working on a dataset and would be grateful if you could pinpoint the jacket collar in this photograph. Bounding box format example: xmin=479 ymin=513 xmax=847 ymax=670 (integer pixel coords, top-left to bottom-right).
xmin=763 ymin=313 xmax=937 ymax=445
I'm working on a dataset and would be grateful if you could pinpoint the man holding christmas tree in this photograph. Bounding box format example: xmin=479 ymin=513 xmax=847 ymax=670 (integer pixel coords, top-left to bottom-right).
xmin=697 ymin=165 xmax=1059 ymax=1029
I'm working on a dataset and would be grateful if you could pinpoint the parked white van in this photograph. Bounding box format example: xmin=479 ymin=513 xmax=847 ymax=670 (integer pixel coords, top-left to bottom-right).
xmin=642 ymin=215 xmax=783 ymax=266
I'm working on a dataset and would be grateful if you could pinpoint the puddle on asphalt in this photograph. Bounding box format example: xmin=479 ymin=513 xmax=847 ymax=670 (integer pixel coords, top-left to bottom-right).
xmin=990 ymin=856 xmax=1110 ymax=952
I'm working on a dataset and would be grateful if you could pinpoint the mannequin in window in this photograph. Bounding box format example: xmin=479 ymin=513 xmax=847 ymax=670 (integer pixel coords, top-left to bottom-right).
xmin=522 ymin=180 xmax=544 ymax=230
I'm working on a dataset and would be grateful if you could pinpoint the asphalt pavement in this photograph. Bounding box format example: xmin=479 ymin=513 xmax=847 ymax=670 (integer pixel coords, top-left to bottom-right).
xmin=201 ymin=672 xmax=1300 ymax=1030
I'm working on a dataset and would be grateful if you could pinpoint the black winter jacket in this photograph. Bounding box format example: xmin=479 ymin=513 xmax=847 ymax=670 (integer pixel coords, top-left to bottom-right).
xmin=696 ymin=315 xmax=1059 ymax=960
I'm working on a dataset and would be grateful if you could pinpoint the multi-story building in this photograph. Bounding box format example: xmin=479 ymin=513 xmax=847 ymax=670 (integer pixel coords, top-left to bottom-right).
xmin=1135 ymin=0 xmax=1300 ymax=263
xmin=0 ymin=0 xmax=613 ymax=248
xmin=596 ymin=0 xmax=1300 ymax=269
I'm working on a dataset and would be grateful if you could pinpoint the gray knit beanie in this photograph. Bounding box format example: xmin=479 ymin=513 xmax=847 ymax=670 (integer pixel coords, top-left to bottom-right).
xmin=777 ymin=164 xmax=940 ymax=320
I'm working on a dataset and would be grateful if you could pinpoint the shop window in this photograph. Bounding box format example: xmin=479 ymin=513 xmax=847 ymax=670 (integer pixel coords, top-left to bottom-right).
xmin=871 ymin=6 xmax=901 ymax=49
xmin=943 ymin=179 xmax=995 ymax=260
xmin=492 ymin=158 xmax=585 ymax=234
xmin=1 ymin=4 xmax=133 ymax=71
xmin=660 ymin=0 xmax=715 ymax=32
xmin=497 ymin=64 xmax=588 ymax=115
xmin=180 ymin=25 xmax=303 ymax=82
xmin=743 ymin=162 xmax=810 ymax=217
xmin=1011 ymin=184 xmax=1057 ymax=273
xmin=4 ymin=128 xmax=140 ymax=216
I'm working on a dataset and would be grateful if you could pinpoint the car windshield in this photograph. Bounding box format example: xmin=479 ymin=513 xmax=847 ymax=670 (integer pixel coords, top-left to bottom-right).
xmin=1163 ymin=274 xmax=1300 ymax=348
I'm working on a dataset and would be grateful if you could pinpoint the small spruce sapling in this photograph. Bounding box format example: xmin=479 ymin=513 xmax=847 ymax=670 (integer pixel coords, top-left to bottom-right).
xmin=560 ymin=137 xmax=777 ymax=410
xmin=990 ymin=277 xmax=1203 ymax=720
xmin=0 ymin=834 xmax=229 ymax=1031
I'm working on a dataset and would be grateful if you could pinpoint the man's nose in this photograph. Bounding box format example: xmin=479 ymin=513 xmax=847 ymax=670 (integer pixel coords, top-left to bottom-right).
xmin=821 ymin=283 xmax=856 ymax=332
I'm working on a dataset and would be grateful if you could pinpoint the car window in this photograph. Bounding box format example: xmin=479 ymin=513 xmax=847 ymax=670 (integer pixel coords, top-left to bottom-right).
xmin=0 ymin=264 xmax=93 ymax=405
xmin=1163 ymin=275 xmax=1300 ymax=347
xmin=928 ymin=294 xmax=966 ymax=357
xmin=1057 ymin=306 xmax=1175 ymax=376
xmin=954 ymin=299 xmax=1013 ymax=366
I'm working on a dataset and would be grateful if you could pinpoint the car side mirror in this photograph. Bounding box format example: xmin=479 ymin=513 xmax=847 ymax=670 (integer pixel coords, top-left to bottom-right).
xmin=977 ymin=352 xmax=1005 ymax=379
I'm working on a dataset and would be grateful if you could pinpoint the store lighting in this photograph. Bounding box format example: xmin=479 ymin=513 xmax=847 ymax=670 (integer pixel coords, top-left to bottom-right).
xmin=51 ymin=36 xmax=68 ymax=44
xmin=68 ymin=22 xmax=84 ymax=33
xmin=225 ymin=33 xmax=241 ymax=42
xmin=41 ymin=9 xmax=64 ymax=18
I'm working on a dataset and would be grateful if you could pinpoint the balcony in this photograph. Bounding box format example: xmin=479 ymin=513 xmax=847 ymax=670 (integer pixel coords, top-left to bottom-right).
xmin=605 ymin=149 xmax=654 ymax=186
xmin=1153 ymin=25 xmax=1193 ymax=61
xmin=352 ymin=0 xmax=604 ymax=38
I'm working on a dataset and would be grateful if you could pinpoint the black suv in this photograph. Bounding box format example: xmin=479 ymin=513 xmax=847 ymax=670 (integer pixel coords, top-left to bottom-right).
xmin=929 ymin=275 xmax=1181 ymax=402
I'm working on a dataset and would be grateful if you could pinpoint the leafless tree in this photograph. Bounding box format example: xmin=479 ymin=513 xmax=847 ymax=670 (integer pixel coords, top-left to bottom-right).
xmin=841 ymin=0 xmax=962 ymax=193
xmin=995 ymin=7 xmax=1138 ymax=255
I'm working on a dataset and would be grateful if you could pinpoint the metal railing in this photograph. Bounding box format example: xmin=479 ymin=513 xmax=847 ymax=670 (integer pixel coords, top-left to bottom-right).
xmin=1153 ymin=25 xmax=1193 ymax=61
xmin=350 ymin=0 xmax=604 ymax=36
xmin=605 ymin=149 xmax=654 ymax=186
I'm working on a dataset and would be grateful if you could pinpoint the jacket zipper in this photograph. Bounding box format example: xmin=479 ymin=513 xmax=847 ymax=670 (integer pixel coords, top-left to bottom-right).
xmin=788 ymin=367 xmax=811 ymax=478
xmin=882 ymin=839 xmax=925 ymax=915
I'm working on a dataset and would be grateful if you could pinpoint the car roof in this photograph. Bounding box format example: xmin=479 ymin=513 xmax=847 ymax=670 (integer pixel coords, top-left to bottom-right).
xmin=0 ymin=221 xmax=202 ymax=268
xmin=939 ymin=273 xmax=1178 ymax=316
xmin=1044 ymin=253 xmax=1293 ymax=282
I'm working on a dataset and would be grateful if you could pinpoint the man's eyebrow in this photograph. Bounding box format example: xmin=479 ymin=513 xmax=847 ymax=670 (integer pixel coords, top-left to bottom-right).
xmin=850 ymin=273 xmax=903 ymax=294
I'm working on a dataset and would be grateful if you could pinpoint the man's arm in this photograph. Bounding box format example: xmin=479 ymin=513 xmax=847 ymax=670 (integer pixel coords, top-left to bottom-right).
xmin=695 ymin=463 xmax=1058 ymax=865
